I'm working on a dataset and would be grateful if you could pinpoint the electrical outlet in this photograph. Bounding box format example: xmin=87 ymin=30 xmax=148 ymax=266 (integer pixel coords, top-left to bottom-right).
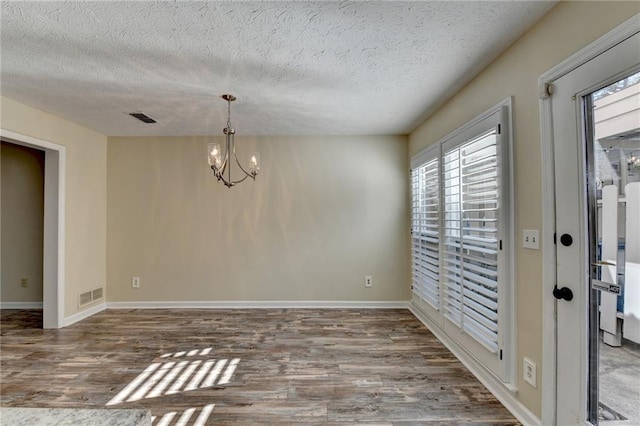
xmin=365 ymin=276 xmax=373 ymax=288
xmin=21 ymin=278 xmax=28 ymax=288
xmin=523 ymin=229 xmax=540 ymax=250
xmin=132 ymin=277 xmax=140 ymax=289
xmin=523 ymin=357 xmax=537 ymax=388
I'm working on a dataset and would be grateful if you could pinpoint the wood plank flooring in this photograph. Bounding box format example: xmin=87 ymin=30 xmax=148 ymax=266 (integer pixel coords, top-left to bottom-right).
xmin=0 ymin=308 xmax=520 ymax=425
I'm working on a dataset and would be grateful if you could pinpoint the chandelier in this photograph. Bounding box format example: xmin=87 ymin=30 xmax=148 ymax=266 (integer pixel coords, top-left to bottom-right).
xmin=207 ymin=94 xmax=260 ymax=187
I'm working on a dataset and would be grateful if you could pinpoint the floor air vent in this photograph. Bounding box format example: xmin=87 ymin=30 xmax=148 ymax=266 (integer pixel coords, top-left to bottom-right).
xmin=79 ymin=287 xmax=104 ymax=307
xmin=79 ymin=291 xmax=92 ymax=306
xmin=92 ymin=287 xmax=103 ymax=300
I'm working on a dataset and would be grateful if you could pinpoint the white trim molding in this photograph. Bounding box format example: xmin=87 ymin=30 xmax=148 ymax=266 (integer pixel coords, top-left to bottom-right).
xmin=63 ymin=302 xmax=106 ymax=327
xmin=107 ymin=301 xmax=410 ymax=309
xmin=410 ymin=303 xmax=541 ymax=426
xmin=538 ymin=13 xmax=640 ymax=426
xmin=0 ymin=302 xmax=44 ymax=309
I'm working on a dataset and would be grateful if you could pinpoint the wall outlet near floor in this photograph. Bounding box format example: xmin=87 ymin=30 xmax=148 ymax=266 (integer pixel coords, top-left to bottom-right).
xmin=365 ymin=276 xmax=373 ymax=288
xmin=523 ymin=357 xmax=537 ymax=388
xmin=132 ymin=277 xmax=140 ymax=289
xmin=21 ymin=278 xmax=28 ymax=288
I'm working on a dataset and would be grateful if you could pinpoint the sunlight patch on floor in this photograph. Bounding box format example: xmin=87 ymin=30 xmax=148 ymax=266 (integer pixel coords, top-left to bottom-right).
xmin=151 ymin=404 xmax=215 ymax=426
xmin=106 ymin=348 xmax=240 ymax=406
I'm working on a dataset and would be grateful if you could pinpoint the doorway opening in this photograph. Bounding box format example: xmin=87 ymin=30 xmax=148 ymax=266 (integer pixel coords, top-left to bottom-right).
xmin=0 ymin=141 xmax=45 ymax=328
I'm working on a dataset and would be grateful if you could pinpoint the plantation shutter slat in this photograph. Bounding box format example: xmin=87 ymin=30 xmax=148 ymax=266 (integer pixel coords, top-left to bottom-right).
xmin=411 ymin=156 xmax=440 ymax=310
xmin=443 ymin=129 xmax=500 ymax=354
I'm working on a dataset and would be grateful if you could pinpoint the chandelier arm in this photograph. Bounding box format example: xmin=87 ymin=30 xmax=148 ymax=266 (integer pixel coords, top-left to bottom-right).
xmin=230 ymin=174 xmax=251 ymax=185
xmin=226 ymin=131 xmax=233 ymax=184
xmin=215 ymin=172 xmax=249 ymax=187
xmin=214 ymin=149 xmax=251 ymax=187
xmin=217 ymin=154 xmax=229 ymax=176
xmin=233 ymin=150 xmax=256 ymax=179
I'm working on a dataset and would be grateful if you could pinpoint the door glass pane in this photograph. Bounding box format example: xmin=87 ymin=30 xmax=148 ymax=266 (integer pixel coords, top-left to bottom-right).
xmin=588 ymin=70 xmax=640 ymax=424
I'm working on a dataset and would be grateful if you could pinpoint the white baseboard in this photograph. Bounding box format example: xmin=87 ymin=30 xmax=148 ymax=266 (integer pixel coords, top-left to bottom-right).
xmin=63 ymin=302 xmax=106 ymax=327
xmin=107 ymin=300 xmax=410 ymax=309
xmin=409 ymin=304 xmax=541 ymax=426
xmin=0 ymin=302 xmax=43 ymax=309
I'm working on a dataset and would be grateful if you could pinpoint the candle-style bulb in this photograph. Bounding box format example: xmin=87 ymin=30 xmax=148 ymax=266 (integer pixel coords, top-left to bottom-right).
xmin=249 ymin=152 xmax=260 ymax=174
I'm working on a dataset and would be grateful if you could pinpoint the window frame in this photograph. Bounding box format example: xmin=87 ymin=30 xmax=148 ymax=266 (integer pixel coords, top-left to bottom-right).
xmin=410 ymin=98 xmax=515 ymax=384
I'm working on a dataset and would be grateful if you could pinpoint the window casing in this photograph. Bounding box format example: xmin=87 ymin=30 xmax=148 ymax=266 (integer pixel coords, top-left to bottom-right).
xmin=411 ymin=100 xmax=514 ymax=382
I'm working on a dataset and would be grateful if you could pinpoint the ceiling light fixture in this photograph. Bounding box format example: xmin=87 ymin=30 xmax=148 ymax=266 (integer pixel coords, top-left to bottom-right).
xmin=207 ymin=94 xmax=260 ymax=188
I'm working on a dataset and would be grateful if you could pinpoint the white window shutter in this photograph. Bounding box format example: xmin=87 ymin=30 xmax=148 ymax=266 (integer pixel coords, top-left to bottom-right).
xmin=443 ymin=147 xmax=463 ymax=325
xmin=411 ymin=101 xmax=513 ymax=383
xmin=444 ymin=129 xmax=500 ymax=354
xmin=411 ymin=157 xmax=440 ymax=310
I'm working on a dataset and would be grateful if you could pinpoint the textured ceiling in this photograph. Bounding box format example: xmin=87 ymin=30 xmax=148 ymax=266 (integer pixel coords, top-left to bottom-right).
xmin=1 ymin=1 xmax=556 ymax=136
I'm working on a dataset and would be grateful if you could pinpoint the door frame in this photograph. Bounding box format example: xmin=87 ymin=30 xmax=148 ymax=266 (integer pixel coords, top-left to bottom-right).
xmin=0 ymin=128 xmax=66 ymax=329
xmin=538 ymin=14 xmax=640 ymax=425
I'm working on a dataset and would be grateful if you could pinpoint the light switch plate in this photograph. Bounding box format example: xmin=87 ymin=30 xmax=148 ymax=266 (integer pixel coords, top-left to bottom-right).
xmin=523 ymin=230 xmax=540 ymax=249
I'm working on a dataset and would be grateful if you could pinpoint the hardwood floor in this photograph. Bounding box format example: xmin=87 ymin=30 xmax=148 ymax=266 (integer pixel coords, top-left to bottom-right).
xmin=0 ymin=308 xmax=520 ymax=425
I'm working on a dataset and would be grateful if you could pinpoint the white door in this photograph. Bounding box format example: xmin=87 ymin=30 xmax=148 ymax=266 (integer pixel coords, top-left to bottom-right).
xmin=551 ymin=32 xmax=640 ymax=425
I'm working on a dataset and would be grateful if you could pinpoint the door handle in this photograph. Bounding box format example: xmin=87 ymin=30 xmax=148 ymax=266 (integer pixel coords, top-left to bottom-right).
xmin=591 ymin=261 xmax=615 ymax=267
xmin=553 ymin=285 xmax=574 ymax=301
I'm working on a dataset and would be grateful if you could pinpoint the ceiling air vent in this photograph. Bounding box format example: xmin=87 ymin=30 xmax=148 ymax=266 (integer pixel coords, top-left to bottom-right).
xmin=129 ymin=112 xmax=157 ymax=123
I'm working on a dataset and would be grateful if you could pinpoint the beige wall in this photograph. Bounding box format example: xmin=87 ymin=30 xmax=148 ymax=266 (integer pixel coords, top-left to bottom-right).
xmin=0 ymin=96 xmax=108 ymax=317
xmin=1 ymin=142 xmax=45 ymax=303
xmin=409 ymin=1 xmax=639 ymax=417
xmin=108 ymin=135 xmax=410 ymax=302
